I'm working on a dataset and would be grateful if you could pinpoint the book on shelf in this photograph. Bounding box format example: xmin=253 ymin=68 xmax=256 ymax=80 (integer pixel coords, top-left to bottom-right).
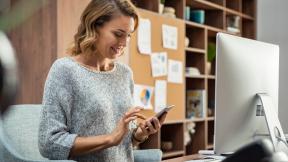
xmin=185 ymin=67 xmax=201 ymax=77
xmin=186 ymin=89 xmax=206 ymax=119
xmin=226 ymin=15 xmax=240 ymax=34
xmin=226 ymin=15 xmax=240 ymax=28
xmin=227 ymin=26 xmax=240 ymax=34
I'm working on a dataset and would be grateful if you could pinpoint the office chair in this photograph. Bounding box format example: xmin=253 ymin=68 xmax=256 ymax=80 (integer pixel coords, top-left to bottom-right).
xmin=0 ymin=31 xmax=71 ymax=162
xmin=1 ymin=104 xmax=162 ymax=162
xmin=0 ymin=31 xmax=18 ymax=114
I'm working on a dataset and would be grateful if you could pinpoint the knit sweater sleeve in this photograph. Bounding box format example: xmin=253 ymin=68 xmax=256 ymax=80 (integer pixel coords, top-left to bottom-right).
xmin=38 ymin=61 xmax=77 ymax=160
xmin=127 ymin=66 xmax=138 ymax=139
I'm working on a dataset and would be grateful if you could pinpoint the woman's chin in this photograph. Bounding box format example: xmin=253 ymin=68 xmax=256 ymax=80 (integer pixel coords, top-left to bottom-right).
xmin=110 ymin=52 xmax=121 ymax=58
xmin=111 ymin=52 xmax=121 ymax=58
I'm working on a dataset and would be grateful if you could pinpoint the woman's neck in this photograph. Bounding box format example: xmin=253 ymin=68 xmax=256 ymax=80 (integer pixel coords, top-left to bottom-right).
xmin=72 ymin=54 xmax=114 ymax=72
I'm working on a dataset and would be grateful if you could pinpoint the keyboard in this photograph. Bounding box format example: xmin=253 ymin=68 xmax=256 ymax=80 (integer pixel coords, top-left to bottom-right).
xmin=185 ymin=159 xmax=221 ymax=162
xmin=185 ymin=155 xmax=225 ymax=162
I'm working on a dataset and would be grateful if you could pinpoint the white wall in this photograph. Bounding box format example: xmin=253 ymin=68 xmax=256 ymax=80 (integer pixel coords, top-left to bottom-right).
xmin=257 ymin=0 xmax=288 ymax=132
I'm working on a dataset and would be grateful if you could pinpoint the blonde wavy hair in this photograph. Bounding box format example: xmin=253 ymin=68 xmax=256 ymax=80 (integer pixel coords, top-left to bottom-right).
xmin=68 ymin=0 xmax=139 ymax=56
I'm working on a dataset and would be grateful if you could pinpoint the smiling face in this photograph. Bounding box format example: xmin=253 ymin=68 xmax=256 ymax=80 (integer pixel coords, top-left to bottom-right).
xmin=95 ymin=15 xmax=135 ymax=60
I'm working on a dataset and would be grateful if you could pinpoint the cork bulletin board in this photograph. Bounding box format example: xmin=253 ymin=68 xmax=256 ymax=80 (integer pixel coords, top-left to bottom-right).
xmin=129 ymin=9 xmax=185 ymax=121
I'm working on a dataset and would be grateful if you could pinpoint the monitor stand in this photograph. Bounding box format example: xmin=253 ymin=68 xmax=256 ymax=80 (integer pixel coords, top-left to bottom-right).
xmin=257 ymin=93 xmax=288 ymax=154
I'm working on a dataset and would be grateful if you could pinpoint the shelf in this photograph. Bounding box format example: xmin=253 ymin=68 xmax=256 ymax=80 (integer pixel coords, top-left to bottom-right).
xmin=241 ymin=13 xmax=254 ymax=20
xmin=185 ymin=20 xmax=206 ymax=29
xmin=187 ymin=20 xmax=236 ymax=37
xmin=225 ymin=8 xmax=242 ymax=17
xmin=207 ymin=75 xmax=215 ymax=79
xmin=206 ymin=144 xmax=214 ymax=150
xmin=187 ymin=0 xmax=223 ymax=10
xmin=226 ymin=8 xmax=255 ymax=21
xmin=162 ymin=150 xmax=185 ymax=158
xmin=185 ymin=47 xmax=206 ymax=54
xmin=185 ymin=118 xmax=206 ymax=122
xmin=164 ymin=120 xmax=186 ymax=125
xmin=207 ymin=0 xmax=224 ymax=6
xmin=185 ymin=75 xmax=206 ymax=79
xmin=185 ymin=20 xmax=226 ymax=35
xmin=186 ymin=20 xmax=237 ymax=36
xmin=206 ymin=117 xmax=214 ymax=121
xmin=207 ymin=26 xmax=223 ymax=34
xmin=207 ymin=27 xmax=239 ymax=37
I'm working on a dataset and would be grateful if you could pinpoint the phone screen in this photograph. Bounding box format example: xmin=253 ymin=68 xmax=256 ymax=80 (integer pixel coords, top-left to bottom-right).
xmin=155 ymin=105 xmax=175 ymax=119
xmin=147 ymin=105 xmax=175 ymax=129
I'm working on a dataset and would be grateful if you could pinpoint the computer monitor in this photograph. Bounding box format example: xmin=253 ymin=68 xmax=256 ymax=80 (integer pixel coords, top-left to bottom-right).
xmin=214 ymin=33 xmax=288 ymax=155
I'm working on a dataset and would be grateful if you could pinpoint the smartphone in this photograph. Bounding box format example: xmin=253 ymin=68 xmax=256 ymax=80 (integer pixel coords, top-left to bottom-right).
xmin=148 ymin=105 xmax=175 ymax=128
xmin=155 ymin=105 xmax=175 ymax=119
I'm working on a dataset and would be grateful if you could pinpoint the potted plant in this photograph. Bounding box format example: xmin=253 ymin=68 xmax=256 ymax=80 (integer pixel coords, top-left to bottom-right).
xmin=207 ymin=42 xmax=216 ymax=75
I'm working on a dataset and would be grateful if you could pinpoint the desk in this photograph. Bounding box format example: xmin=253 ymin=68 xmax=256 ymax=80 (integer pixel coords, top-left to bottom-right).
xmin=162 ymin=154 xmax=200 ymax=162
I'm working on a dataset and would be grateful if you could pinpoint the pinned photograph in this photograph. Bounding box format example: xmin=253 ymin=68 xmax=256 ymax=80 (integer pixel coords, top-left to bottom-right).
xmin=133 ymin=84 xmax=154 ymax=109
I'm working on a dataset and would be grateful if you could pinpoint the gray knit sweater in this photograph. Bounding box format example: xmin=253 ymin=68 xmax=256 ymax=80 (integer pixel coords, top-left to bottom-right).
xmin=38 ymin=57 xmax=135 ymax=162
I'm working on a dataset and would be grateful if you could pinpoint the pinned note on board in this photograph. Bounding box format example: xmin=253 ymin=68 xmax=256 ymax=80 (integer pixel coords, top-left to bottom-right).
xmin=162 ymin=24 xmax=178 ymax=50
xmin=154 ymin=80 xmax=167 ymax=113
xmin=137 ymin=18 xmax=152 ymax=55
xmin=150 ymin=52 xmax=168 ymax=77
xmin=168 ymin=59 xmax=183 ymax=84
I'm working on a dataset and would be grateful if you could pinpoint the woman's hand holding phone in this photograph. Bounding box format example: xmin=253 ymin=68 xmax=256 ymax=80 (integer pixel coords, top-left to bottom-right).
xmin=132 ymin=105 xmax=174 ymax=143
xmin=134 ymin=113 xmax=167 ymax=143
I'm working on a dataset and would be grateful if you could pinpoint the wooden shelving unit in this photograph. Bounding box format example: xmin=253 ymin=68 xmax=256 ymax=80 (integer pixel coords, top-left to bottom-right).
xmin=132 ymin=0 xmax=256 ymax=160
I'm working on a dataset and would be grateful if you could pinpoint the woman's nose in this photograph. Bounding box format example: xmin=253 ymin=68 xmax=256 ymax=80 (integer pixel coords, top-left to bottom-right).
xmin=119 ymin=36 xmax=130 ymax=47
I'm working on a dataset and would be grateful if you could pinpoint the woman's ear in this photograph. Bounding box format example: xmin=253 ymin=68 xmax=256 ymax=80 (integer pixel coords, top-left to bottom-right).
xmin=94 ymin=31 xmax=99 ymax=40
xmin=91 ymin=32 xmax=99 ymax=51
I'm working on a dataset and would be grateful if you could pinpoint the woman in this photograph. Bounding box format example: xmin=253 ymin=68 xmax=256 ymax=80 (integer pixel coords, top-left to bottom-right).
xmin=38 ymin=0 xmax=166 ymax=161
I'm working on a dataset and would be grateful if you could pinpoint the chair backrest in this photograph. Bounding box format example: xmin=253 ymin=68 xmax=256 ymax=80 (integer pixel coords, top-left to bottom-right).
xmin=133 ymin=149 xmax=162 ymax=162
xmin=0 ymin=104 xmax=162 ymax=162
xmin=0 ymin=104 xmax=46 ymax=161
xmin=0 ymin=126 xmax=28 ymax=162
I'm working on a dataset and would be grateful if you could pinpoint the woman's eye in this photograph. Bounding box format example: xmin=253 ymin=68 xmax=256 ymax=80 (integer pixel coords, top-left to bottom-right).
xmin=114 ymin=32 xmax=123 ymax=38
